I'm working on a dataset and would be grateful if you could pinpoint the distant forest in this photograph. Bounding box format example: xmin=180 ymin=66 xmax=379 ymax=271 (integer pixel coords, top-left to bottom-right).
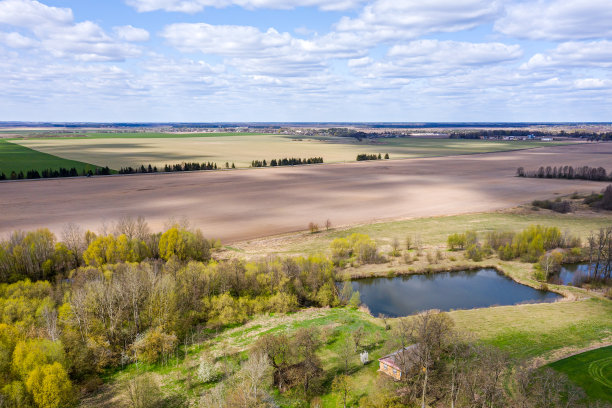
xmin=450 ymin=130 xmax=612 ymax=140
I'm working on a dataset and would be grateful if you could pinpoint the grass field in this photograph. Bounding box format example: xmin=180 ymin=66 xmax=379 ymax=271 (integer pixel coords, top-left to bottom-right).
xmin=0 ymin=139 xmax=100 ymax=175
xmin=234 ymin=209 xmax=612 ymax=257
xmin=13 ymin=134 xmax=568 ymax=170
xmin=549 ymin=346 xmax=612 ymax=402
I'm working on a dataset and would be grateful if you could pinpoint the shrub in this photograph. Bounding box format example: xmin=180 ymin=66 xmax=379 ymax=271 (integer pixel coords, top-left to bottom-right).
xmin=308 ymin=222 xmax=319 ymax=233
xmin=197 ymin=355 xmax=220 ymax=383
xmin=348 ymin=291 xmax=361 ymax=308
xmin=602 ymin=185 xmax=612 ymax=210
xmin=447 ymin=233 xmax=466 ymax=250
xmin=132 ymin=327 xmax=178 ymax=364
xmin=465 ymin=244 xmax=484 ymax=262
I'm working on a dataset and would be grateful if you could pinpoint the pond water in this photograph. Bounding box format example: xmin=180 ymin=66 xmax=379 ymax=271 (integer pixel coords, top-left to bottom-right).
xmin=350 ymin=268 xmax=561 ymax=318
xmin=550 ymin=263 xmax=592 ymax=286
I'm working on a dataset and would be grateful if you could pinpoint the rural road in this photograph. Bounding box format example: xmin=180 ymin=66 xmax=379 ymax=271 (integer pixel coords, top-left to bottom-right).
xmin=1 ymin=143 xmax=611 ymax=242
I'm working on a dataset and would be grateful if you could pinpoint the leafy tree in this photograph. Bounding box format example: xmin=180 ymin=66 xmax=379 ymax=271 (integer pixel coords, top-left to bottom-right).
xmin=25 ymin=362 xmax=73 ymax=408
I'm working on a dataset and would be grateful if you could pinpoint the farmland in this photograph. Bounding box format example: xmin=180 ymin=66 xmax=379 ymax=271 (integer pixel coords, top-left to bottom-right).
xmin=11 ymin=133 xmax=568 ymax=171
xmin=0 ymin=139 xmax=100 ymax=175
xmin=0 ymin=142 xmax=609 ymax=241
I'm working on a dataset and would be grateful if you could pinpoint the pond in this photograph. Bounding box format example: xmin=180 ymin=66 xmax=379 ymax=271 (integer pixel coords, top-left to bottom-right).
xmin=550 ymin=263 xmax=593 ymax=286
xmin=350 ymin=268 xmax=561 ymax=318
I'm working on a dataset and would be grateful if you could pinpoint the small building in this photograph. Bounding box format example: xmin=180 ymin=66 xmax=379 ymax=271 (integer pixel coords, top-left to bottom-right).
xmin=378 ymin=345 xmax=417 ymax=381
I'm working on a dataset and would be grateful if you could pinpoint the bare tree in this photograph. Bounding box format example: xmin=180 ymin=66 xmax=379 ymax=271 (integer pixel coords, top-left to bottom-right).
xmin=62 ymin=222 xmax=85 ymax=266
xmin=241 ymin=351 xmax=270 ymax=400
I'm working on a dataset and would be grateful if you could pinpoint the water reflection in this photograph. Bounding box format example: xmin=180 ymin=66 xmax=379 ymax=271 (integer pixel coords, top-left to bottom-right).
xmin=350 ymin=268 xmax=560 ymax=318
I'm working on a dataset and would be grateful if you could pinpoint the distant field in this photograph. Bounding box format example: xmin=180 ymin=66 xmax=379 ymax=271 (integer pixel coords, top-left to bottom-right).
xmin=0 ymin=139 xmax=100 ymax=175
xmin=549 ymin=345 xmax=612 ymax=402
xmin=13 ymin=134 xmax=568 ymax=170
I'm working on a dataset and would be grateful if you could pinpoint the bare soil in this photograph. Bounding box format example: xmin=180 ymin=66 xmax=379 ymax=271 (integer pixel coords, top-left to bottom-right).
xmin=1 ymin=143 xmax=611 ymax=242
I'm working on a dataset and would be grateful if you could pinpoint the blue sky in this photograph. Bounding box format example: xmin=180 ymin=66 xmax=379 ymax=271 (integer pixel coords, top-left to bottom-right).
xmin=0 ymin=0 xmax=611 ymax=122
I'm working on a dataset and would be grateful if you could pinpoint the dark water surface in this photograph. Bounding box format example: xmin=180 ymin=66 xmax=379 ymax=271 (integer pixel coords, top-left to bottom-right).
xmin=550 ymin=263 xmax=595 ymax=285
xmin=351 ymin=268 xmax=561 ymax=317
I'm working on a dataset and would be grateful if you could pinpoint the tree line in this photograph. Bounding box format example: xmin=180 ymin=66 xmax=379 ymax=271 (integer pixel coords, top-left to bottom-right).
xmin=118 ymin=161 xmax=223 ymax=174
xmin=450 ymin=129 xmax=612 ymax=140
xmin=250 ymin=157 xmax=324 ymax=167
xmin=356 ymin=153 xmax=389 ymax=161
xmin=517 ymin=165 xmax=611 ymax=181
xmin=0 ymin=166 xmax=112 ymax=181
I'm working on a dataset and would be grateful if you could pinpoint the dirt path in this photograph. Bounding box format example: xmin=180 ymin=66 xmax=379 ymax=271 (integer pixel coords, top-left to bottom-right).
xmin=1 ymin=143 xmax=611 ymax=241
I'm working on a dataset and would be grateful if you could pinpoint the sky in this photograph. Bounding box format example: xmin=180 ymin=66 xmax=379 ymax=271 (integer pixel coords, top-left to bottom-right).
xmin=0 ymin=0 xmax=611 ymax=122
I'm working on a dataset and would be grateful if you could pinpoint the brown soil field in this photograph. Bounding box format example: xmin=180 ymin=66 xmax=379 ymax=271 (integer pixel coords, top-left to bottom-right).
xmin=0 ymin=143 xmax=610 ymax=242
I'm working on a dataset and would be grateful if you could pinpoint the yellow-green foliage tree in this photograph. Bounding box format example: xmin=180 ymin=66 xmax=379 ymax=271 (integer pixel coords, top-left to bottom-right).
xmin=25 ymin=362 xmax=73 ymax=408
xmin=158 ymin=227 xmax=211 ymax=262
xmin=131 ymin=327 xmax=178 ymax=364
xmin=82 ymin=234 xmax=147 ymax=266
xmin=330 ymin=233 xmax=379 ymax=265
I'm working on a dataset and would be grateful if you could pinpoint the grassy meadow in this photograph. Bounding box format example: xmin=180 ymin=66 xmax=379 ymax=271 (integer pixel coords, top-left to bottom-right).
xmin=233 ymin=209 xmax=612 ymax=258
xmin=549 ymin=346 xmax=612 ymax=403
xmin=0 ymin=139 xmax=101 ymax=175
xmin=13 ymin=134 xmax=568 ymax=171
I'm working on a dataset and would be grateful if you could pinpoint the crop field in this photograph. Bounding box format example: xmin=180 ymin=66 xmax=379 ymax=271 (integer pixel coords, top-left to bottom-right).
xmin=13 ymin=134 xmax=568 ymax=170
xmin=0 ymin=139 xmax=100 ymax=175
xmin=549 ymin=346 xmax=612 ymax=402
xmin=1 ymin=143 xmax=610 ymax=240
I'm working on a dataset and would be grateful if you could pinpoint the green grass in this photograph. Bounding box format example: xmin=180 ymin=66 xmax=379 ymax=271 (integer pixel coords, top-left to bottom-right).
xmin=549 ymin=345 xmax=612 ymax=402
xmin=0 ymin=139 xmax=101 ymax=175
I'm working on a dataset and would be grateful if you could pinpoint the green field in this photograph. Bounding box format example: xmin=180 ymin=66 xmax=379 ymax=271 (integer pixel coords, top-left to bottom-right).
xmin=0 ymin=139 xmax=100 ymax=176
xmin=13 ymin=134 xmax=568 ymax=171
xmin=549 ymin=346 xmax=612 ymax=402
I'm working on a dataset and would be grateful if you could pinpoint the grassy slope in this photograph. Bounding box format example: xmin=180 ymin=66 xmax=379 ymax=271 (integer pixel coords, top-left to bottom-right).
xmin=0 ymin=139 xmax=101 ymax=175
xmin=234 ymin=210 xmax=612 ymax=257
xmin=549 ymin=346 xmax=612 ymax=402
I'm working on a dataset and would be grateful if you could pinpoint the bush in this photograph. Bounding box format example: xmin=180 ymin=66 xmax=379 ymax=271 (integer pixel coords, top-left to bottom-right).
xmin=465 ymin=244 xmax=484 ymax=262
xmin=197 ymin=355 xmax=220 ymax=383
xmin=348 ymin=291 xmax=361 ymax=308
xmin=132 ymin=327 xmax=178 ymax=364
xmin=447 ymin=233 xmax=466 ymax=250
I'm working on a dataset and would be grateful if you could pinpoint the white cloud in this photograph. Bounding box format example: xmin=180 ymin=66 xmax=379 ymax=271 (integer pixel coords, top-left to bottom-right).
xmin=495 ymin=0 xmax=612 ymax=41
xmin=114 ymin=25 xmax=150 ymax=42
xmin=521 ymin=41 xmax=612 ymax=70
xmin=388 ymin=40 xmax=522 ymax=65
xmin=0 ymin=32 xmax=39 ymax=48
xmin=161 ymin=23 xmax=364 ymax=76
xmin=573 ymin=78 xmax=610 ymax=90
xmin=126 ymin=0 xmax=364 ymax=13
xmin=336 ymin=0 xmax=501 ymax=43
xmin=349 ymin=40 xmax=522 ymax=79
xmin=0 ymin=0 xmax=141 ymax=61
xmin=0 ymin=0 xmax=72 ymax=27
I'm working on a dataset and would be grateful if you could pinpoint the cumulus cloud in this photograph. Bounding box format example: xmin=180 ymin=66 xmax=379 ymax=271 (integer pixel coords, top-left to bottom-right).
xmin=336 ymin=0 xmax=501 ymax=43
xmin=521 ymin=41 xmax=612 ymax=70
xmin=125 ymin=0 xmax=364 ymax=13
xmin=161 ymin=23 xmax=364 ymax=76
xmin=0 ymin=0 xmax=141 ymax=61
xmin=349 ymin=40 xmax=522 ymax=79
xmin=495 ymin=0 xmax=612 ymax=41
xmin=114 ymin=25 xmax=150 ymax=42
